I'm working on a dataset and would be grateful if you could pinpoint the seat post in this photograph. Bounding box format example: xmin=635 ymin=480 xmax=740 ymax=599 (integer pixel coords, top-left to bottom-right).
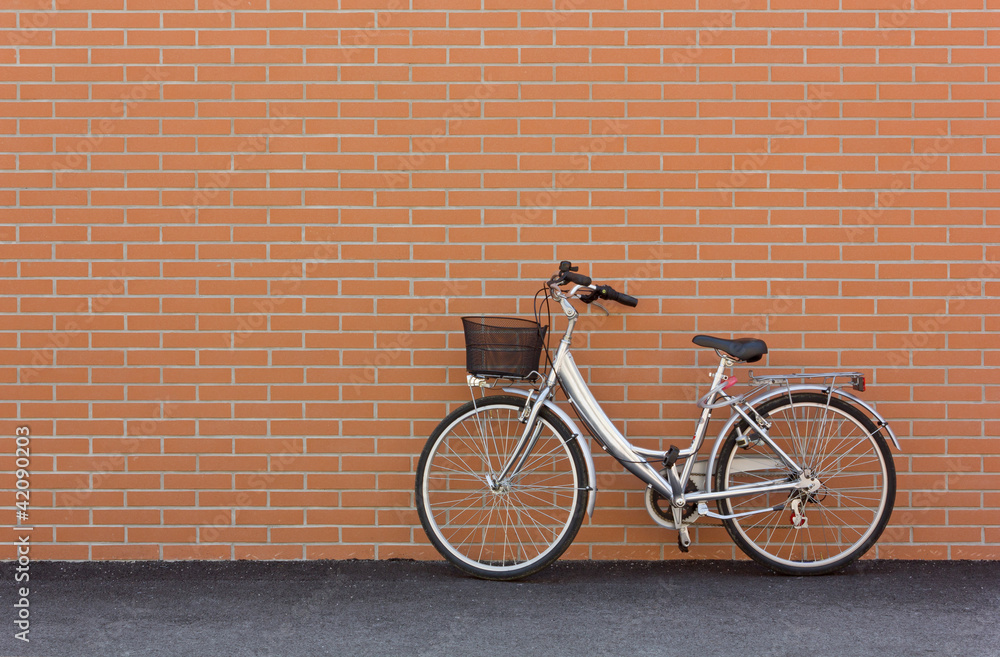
xmin=707 ymin=355 xmax=734 ymax=397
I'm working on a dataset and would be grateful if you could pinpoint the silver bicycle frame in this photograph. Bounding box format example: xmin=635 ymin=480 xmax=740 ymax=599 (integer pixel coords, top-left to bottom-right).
xmin=497 ymin=283 xmax=817 ymax=511
xmin=554 ymin=339 xmax=805 ymax=507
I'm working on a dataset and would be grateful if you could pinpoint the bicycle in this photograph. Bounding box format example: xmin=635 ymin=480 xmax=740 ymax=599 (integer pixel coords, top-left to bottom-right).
xmin=415 ymin=261 xmax=899 ymax=580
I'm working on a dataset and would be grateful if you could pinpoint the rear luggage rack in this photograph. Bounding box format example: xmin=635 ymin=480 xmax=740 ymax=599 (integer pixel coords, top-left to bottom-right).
xmin=748 ymin=371 xmax=867 ymax=392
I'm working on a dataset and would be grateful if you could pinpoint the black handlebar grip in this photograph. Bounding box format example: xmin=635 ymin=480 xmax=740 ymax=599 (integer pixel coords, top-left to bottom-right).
xmin=595 ymin=284 xmax=639 ymax=308
xmin=615 ymin=291 xmax=639 ymax=308
xmin=563 ymin=271 xmax=592 ymax=286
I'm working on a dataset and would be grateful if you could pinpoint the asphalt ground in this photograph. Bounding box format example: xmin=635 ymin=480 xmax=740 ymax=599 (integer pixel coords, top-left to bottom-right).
xmin=0 ymin=559 xmax=996 ymax=657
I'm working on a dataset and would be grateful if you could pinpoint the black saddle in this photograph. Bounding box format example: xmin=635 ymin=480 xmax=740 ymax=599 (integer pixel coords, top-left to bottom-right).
xmin=692 ymin=335 xmax=768 ymax=363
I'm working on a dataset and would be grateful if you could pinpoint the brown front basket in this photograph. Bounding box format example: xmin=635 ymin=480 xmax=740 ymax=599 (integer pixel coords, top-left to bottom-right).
xmin=462 ymin=316 xmax=547 ymax=380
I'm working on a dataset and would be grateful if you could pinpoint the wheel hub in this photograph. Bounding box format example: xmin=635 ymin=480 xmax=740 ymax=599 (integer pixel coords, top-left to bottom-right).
xmin=787 ymin=470 xmax=824 ymax=528
xmin=799 ymin=469 xmax=822 ymax=494
xmin=486 ymin=474 xmax=512 ymax=495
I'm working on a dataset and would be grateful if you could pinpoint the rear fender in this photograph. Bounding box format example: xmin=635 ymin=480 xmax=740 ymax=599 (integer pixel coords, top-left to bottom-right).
xmin=502 ymin=387 xmax=598 ymax=519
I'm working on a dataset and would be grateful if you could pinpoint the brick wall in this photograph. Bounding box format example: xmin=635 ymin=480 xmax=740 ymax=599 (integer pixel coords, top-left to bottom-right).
xmin=2 ymin=1 xmax=998 ymax=561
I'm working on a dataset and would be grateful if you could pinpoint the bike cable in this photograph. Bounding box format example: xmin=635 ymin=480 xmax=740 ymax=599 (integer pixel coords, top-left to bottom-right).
xmin=533 ymin=284 xmax=554 ymax=381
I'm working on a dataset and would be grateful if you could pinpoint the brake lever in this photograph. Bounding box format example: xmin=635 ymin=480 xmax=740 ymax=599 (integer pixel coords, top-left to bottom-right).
xmin=577 ymin=289 xmax=608 ymax=314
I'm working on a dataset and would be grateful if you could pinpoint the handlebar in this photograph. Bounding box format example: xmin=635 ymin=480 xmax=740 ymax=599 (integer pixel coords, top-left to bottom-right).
xmin=591 ymin=284 xmax=639 ymax=308
xmin=550 ymin=262 xmax=639 ymax=309
xmin=562 ymin=271 xmax=592 ymax=287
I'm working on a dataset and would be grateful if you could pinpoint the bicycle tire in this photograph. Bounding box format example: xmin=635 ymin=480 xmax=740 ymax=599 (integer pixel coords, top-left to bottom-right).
xmin=415 ymin=395 xmax=589 ymax=580
xmin=714 ymin=392 xmax=896 ymax=575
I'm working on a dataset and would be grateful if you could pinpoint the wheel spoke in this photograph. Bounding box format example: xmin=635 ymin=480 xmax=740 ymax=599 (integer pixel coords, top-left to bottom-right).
xmin=426 ymin=461 xmax=485 ymax=480
xmin=429 ymin=490 xmax=488 ymax=514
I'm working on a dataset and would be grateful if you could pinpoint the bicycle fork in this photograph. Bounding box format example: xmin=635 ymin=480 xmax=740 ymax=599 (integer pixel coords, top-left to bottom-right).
xmin=490 ymin=385 xmax=552 ymax=488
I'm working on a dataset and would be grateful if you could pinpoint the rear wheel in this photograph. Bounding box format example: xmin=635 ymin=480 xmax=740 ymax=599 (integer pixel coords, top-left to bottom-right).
xmin=415 ymin=395 xmax=588 ymax=580
xmin=715 ymin=393 xmax=895 ymax=575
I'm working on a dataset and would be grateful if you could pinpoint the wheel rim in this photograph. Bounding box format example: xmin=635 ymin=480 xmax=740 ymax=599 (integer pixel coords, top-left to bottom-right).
xmin=421 ymin=403 xmax=580 ymax=573
xmin=721 ymin=401 xmax=890 ymax=569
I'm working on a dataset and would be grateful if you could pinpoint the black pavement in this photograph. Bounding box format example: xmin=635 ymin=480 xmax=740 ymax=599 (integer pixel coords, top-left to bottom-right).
xmin=0 ymin=559 xmax=997 ymax=657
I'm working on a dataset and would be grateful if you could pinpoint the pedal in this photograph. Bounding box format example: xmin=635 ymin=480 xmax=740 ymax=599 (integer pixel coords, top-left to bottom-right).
xmin=663 ymin=445 xmax=680 ymax=468
xmin=677 ymin=525 xmax=691 ymax=553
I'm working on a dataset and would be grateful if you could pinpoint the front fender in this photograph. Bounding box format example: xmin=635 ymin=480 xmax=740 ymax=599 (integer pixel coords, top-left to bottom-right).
xmin=502 ymin=387 xmax=598 ymax=519
xmin=703 ymin=384 xmax=902 ymax=495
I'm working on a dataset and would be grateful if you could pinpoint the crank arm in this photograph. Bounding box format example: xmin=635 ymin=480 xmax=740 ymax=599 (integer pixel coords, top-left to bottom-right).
xmin=696 ymin=502 xmax=785 ymax=521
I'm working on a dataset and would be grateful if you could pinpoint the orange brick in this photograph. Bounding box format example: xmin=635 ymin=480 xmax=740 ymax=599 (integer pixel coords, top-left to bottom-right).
xmin=1 ymin=6 xmax=995 ymax=565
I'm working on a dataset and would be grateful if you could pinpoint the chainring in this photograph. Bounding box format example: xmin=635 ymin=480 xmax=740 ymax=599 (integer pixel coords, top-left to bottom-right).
xmin=646 ymin=475 xmax=699 ymax=527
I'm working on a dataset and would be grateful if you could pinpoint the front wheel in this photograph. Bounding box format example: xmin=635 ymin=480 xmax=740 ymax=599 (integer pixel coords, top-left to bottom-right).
xmin=415 ymin=395 xmax=589 ymax=580
xmin=715 ymin=393 xmax=896 ymax=575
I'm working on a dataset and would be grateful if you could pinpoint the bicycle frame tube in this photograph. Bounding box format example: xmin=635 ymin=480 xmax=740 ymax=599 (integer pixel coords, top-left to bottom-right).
xmin=554 ymin=348 xmax=808 ymax=504
xmin=502 ymin=283 xmax=816 ymax=508
xmin=556 ymin=349 xmax=676 ymax=499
